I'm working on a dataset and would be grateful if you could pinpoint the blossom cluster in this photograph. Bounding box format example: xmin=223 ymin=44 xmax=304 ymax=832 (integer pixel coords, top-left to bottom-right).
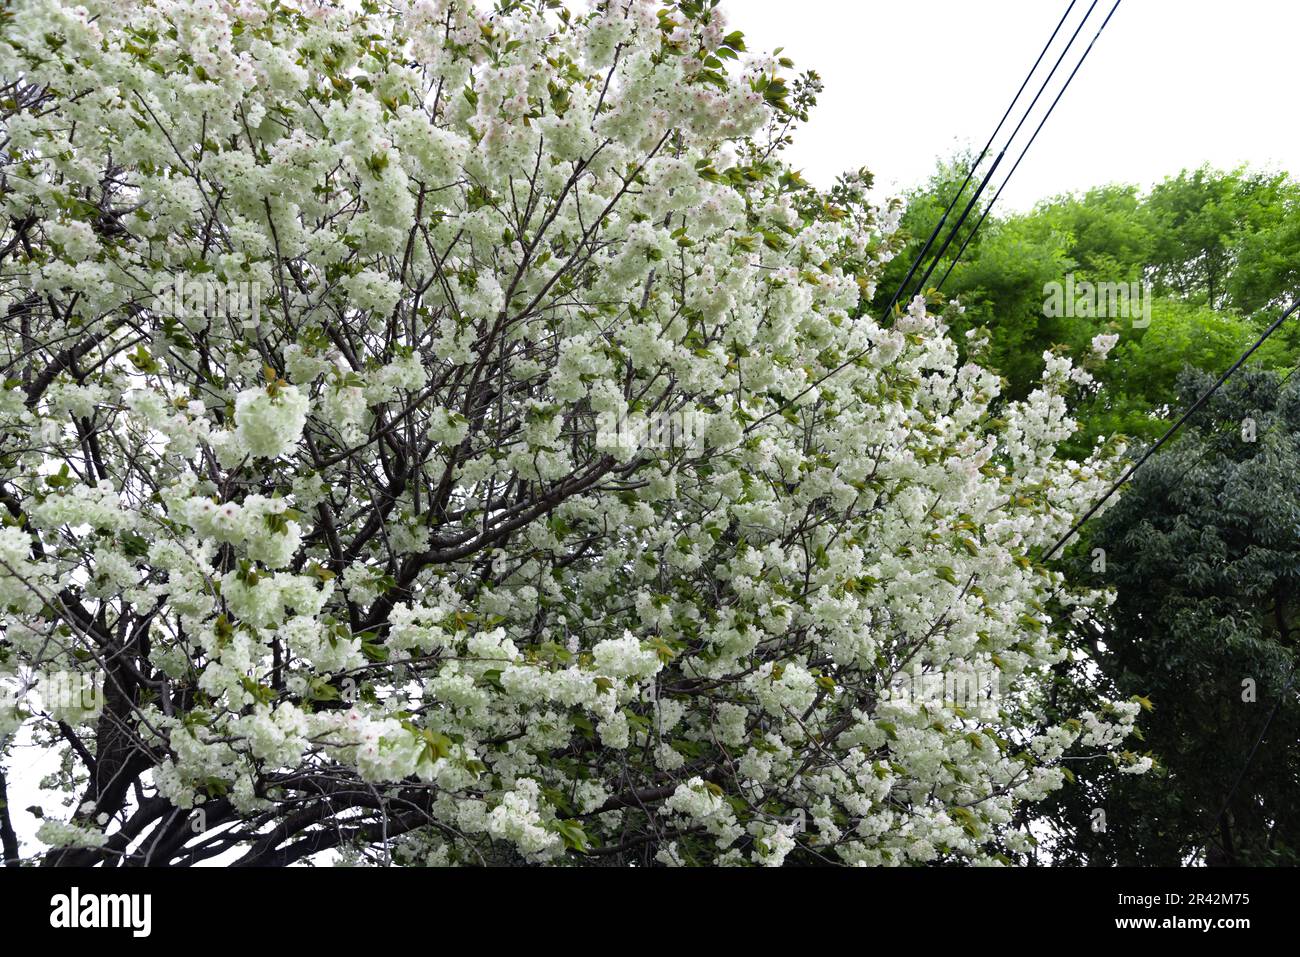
xmin=0 ymin=0 xmax=1144 ymax=866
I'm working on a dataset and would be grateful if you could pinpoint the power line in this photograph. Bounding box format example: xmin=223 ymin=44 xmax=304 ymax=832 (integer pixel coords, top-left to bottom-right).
xmin=953 ymin=0 xmax=1297 ymax=850
xmin=744 ymin=1 xmax=1109 ymax=437
xmin=906 ymin=0 xmax=1105 ymax=303
xmin=883 ymin=0 xmax=1082 ymax=315
xmin=850 ymin=0 xmax=1283 ymax=863
xmin=1086 ymin=353 xmax=1300 ymax=862
xmin=1042 ymin=295 xmax=1300 ymax=562
xmin=1030 ymin=346 xmax=1300 ymax=861
xmin=934 ymin=0 xmax=1123 ymax=294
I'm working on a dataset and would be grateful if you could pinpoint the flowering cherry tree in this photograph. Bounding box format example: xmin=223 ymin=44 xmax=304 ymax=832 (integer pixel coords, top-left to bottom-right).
xmin=0 ymin=0 xmax=1145 ymax=867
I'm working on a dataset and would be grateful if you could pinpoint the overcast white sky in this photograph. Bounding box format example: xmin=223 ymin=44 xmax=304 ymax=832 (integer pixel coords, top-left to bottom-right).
xmin=724 ymin=0 xmax=1300 ymax=210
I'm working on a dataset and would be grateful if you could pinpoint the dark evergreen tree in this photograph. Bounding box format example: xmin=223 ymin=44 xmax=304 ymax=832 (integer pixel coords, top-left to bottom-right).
xmin=1039 ymin=368 xmax=1300 ymax=865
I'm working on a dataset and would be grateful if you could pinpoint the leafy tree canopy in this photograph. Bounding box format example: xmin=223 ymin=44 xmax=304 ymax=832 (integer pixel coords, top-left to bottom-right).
xmin=877 ymin=162 xmax=1300 ymax=453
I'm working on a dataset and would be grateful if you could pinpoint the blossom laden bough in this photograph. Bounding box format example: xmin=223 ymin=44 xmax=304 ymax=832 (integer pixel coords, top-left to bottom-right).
xmin=0 ymin=0 xmax=1144 ymax=867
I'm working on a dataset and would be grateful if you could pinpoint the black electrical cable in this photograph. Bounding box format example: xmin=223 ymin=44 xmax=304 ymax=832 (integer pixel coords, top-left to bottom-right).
xmin=904 ymin=0 xmax=1104 ymax=304
xmin=1042 ymin=294 xmax=1300 ymax=562
xmin=934 ymin=0 xmax=1123 ymax=294
xmin=882 ymin=0 xmax=1081 ymax=316
xmin=1043 ymin=318 xmax=1300 ymax=861
xmin=745 ymin=2 xmax=1106 ymax=436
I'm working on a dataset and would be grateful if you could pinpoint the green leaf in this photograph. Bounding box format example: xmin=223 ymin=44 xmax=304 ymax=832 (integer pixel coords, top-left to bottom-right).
xmin=549 ymin=818 xmax=590 ymax=853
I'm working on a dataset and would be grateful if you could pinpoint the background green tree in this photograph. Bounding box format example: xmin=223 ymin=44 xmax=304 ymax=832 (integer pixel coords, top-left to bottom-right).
xmin=1038 ymin=368 xmax=1300 ymax=866
xmin=877 ymin=162 xmax=1300 ymax=451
